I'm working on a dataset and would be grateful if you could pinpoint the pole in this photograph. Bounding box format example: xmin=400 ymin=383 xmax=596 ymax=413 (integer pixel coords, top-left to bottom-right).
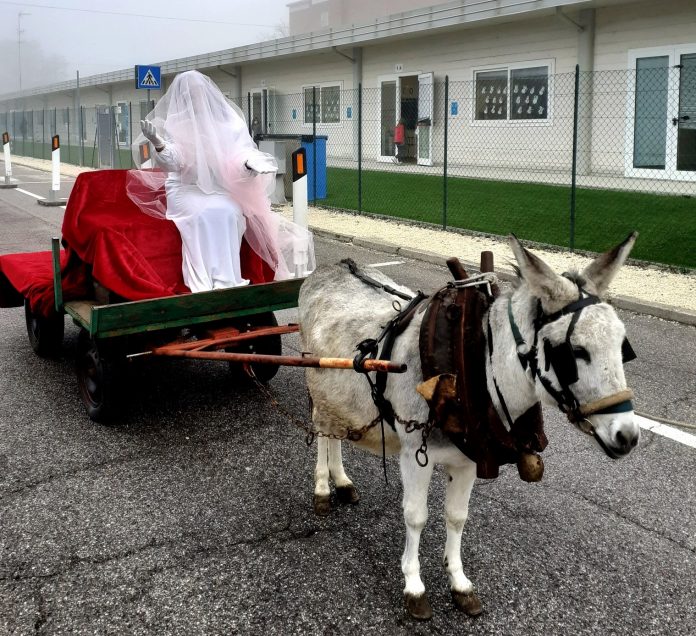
xmin=76 ymin=71 xmax=84 ymax=166
xmin=291 ymin=148 xmax=310 ymax=277
xmin=570 ymin=64 xmax=580 ymax=251
xmin=443 ymin=75 xmax=449 ymax=230
xmin=1 ymin=132 xmax=18 ymax=188
xmin=66 ymin=108 xmax=71 ymax=165
xmin=358 ymin=83 xmax=363 ymax=212
xmin=38 ymin=135 xmax=66 ymax=205
xmin=312 ymin=85 xmax=317 ymax=203
xmin=247 ymin=92 xmax=252 ymax=135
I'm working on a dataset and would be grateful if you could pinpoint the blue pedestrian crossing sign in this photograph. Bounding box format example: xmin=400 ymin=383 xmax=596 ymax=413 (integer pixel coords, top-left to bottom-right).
xmin=135 ymin=65 xmax=161 ymax=90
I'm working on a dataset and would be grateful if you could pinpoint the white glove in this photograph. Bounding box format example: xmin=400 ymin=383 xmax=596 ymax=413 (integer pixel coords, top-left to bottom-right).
xmin=140 ymin=120 xmax=165 ymax=150
xmin=244 ymin=152 xmax=277 ymax=176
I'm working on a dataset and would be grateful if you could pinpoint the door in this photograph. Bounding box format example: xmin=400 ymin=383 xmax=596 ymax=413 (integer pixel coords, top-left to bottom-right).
xmin=417 ymin=72 xmax=434 ymax=166
xmin=96 ymin=106 xmax=114 ymax=169
xmin=250 ymin=88 xmax=276 ymax=136
xmin=379 ymin=79 xmax=398 ymax=161
xmin=627 ymin=45 xmax=696 ymax=180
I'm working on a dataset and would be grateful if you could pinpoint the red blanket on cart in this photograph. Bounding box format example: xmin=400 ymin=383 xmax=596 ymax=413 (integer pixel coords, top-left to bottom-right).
xmin=0 ymin=170 xmax=274 ymax=317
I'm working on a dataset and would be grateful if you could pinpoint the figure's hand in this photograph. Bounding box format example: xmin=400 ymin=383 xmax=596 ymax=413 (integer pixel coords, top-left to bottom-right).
xmin=244 ymin=153 xmax=277 ymax=176
xmin=140 ymin=120 xmax=165 ymax=150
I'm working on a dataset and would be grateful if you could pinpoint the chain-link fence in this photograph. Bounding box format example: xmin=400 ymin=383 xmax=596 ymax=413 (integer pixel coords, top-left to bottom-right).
xmin=2 ymin=67 xmax=694 ymax=268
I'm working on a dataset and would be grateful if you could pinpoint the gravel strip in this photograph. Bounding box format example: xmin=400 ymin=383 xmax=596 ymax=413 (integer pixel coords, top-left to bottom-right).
xmin=278 ymin=205 xmax=696 ymax=314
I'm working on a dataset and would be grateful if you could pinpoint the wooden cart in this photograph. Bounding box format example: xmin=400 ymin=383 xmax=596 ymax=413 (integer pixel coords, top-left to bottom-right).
xmin=22 ymin=238 xmax=403 ymax=422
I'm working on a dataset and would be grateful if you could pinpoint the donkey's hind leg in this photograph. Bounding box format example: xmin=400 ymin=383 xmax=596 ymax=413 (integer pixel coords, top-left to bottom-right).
xmin=313 ymin=435 xmax=332 ymax=516
xmin=444 ymin=461 xmax=482 ymax=616
xmin=328 ymin=438 xmax=359 ymax=505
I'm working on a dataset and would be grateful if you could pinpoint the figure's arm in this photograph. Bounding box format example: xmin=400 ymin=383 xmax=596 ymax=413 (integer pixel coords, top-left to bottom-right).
xmin=244 ymin=150 xmax=277 ymax=176
xmin=140 ymin=120 xmax=183 ymax=171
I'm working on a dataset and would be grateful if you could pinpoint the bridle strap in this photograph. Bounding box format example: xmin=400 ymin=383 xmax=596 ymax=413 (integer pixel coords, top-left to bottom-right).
xmin=505 ymin=292 xmax=633 ymax=425
xmin=579 ymin=389 xmax=634 ymax=418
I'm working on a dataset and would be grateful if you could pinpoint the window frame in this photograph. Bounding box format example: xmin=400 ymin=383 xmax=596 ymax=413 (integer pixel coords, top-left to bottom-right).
xmin=302 ymin=81 xmax=343 ymax=127
xmin=471 ymin=59 xmax=554 ymax=126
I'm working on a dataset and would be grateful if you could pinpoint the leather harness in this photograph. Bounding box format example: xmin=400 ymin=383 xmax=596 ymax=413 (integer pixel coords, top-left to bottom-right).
xmin=417 ymin=275 xmax=547 ymax=479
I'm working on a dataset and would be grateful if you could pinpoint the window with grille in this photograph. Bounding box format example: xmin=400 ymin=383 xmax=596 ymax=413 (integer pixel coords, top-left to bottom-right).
xmin=475 ymin=64 xmax=549 ymax=121
xmin=303 ymin=83 xmax=341 ymax=124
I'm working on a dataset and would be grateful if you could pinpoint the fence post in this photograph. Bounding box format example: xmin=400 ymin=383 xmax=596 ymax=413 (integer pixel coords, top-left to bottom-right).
xmin=312 ymin=85 xmax=317 ymax=203
xmin=443 ymin=75 xmax=449 ymax=230
xmin=358 ymin=83 xmax=362 ymax=212
xmin=570 ymin=64 xmax=580 ymax=251
xmin=247 ymin=92 xmax=251 ymax=135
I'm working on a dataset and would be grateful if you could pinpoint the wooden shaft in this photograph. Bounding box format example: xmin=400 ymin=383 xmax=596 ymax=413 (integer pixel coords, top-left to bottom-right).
xmin=159 ymin=324 xmax=300 ymax=352
xmin=151 ymin=348 xmax=407 ymax=373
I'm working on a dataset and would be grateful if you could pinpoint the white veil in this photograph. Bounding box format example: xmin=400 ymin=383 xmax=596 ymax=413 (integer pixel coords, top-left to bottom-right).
xmin=126 ymin=70 xmax=314 ymax=280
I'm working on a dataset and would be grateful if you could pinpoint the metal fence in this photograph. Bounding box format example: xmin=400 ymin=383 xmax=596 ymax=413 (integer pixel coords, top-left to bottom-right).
xmin=1 ymin=67 xmax=694 ymax=268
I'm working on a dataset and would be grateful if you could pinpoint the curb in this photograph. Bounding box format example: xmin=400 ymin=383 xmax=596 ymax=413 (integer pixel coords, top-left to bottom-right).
xmin=312 ymin=227 xmax=696 ymax=327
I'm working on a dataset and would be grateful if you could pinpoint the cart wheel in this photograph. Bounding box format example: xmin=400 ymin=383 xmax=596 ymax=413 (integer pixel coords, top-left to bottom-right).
xmin=228 ymin=312 xmax=282 ymax=384
xmin=76 ymin=330 xmax=116 ymax=423
xmin=24 ymin=299 xmax=64 ymax=358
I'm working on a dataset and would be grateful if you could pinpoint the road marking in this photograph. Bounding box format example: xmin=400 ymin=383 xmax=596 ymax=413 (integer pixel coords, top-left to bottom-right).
xmin=371 ymin=260 xmax=404 ymax=267
xmin=636 ymin=414 xmax=696 ymax=450
xmin=12 ymin=187 xmax=67 ymax=209
xmin=15 ymin=188 xmax=44 ymax=200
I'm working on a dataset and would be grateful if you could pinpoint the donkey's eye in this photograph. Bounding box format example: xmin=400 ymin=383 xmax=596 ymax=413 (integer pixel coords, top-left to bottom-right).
xmin=572 ymin=346 xmax=591 ymax=363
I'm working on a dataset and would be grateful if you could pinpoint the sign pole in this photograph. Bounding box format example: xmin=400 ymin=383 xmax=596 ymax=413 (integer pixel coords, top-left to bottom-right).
xmin=291 ymin=148 xmax=310 ymax=278
xmin=1 ymin=132 xmax=17 ymax=189
xmin=38 ymin=135 xmax=67 ymax=206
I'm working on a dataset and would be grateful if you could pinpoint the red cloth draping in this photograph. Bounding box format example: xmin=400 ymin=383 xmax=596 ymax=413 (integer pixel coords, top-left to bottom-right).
xmin=0 ymin=169 xmax=274 ymax=317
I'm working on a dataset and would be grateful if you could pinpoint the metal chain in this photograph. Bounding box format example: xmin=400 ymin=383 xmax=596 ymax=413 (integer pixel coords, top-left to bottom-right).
xmin=248 ymin=367 xmax=435 ymax=462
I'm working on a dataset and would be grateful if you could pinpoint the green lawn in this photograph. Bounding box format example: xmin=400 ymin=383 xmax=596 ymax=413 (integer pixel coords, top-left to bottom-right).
xmin=322 ymin=167 xmax=696 ymax=269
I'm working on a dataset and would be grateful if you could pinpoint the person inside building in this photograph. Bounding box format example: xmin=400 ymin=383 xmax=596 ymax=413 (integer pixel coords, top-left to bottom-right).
xmin=127 ymin=70 xmax=314 ymax=292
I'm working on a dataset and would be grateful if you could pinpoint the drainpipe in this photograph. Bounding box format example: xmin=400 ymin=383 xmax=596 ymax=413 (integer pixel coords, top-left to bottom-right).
xmin=217 ymin=65 xmax=242 ymax=106
xmin=352 ymin=47 xmax=363 ymax=163
xmin=576 ymin=8 xmax=595 ymax=176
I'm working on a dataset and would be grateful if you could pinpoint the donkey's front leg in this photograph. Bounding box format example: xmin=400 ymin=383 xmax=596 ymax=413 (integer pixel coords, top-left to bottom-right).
xmin=313 ymin=436 xmax=331 ymax=516
xmin=400 ymin=452 xmax=435 ymax=620
xmin=444 ymin=461 xmax=482 ymax=616
xmin=328 ymin=438 xmax=359 ymax=505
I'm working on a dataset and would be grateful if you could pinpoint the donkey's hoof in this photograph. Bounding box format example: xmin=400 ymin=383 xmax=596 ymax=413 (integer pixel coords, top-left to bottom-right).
xmin=405 ymin=593 xmax=433 ymax=621
xmin=313 ymin=494 xmax=331 ymax=517
xmin=336 ymin=484 xmax=360 ymax=505
xmin=452 ymin=590 xmax=482 ymax=616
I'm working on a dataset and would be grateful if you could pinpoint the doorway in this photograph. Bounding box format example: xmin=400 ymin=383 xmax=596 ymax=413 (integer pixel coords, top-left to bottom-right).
xmin=627 ymin=45 xmax=696 ymax=180
xmin=379 ymin=72 xmax=434 ymax=165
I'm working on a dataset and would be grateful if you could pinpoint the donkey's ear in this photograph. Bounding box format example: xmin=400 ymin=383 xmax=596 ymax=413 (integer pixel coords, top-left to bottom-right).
xmin=508 ymin=235 xmax=577 ymax=310
xmin=581 ymin=232 xmax=637 ymax=295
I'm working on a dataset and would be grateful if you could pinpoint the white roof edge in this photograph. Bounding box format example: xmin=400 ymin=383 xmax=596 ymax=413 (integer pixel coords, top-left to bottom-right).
xmin=2 ymin=0 xmax=606 ymax=100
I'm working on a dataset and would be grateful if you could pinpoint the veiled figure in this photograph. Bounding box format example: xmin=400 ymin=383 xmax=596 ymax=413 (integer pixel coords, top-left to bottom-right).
xmin=127 ymin=70 xmax=314 ymax=292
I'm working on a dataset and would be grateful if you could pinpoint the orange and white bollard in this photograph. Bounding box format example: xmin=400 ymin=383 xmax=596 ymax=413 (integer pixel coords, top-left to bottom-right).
xmin=1 ymin=131 xmax=17 ymax=189
xmin=38 ymin=135 xmax=67 ymax=206
xmin=291 ymin=147 xmax=310 ymax=278
xmin=139 ymin=142 xmax=154 ymax=170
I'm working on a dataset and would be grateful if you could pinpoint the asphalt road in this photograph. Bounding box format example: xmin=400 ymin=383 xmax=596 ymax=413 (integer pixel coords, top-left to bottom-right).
xmin=1 ymin=163 xmax=695 ymax=635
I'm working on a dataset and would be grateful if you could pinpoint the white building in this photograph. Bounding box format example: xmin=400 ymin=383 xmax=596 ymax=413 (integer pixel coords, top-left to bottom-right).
xmin=1 ymin=0 xmax=694 ymax=186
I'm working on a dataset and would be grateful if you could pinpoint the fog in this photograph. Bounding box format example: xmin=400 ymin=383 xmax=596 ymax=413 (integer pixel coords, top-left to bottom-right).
xmin=0 ymin=0 xmax=289 ymax=94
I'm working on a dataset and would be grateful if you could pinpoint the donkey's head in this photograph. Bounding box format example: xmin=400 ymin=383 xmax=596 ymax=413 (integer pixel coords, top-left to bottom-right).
xmin=509 ymin=233 xmax=639 ymax=458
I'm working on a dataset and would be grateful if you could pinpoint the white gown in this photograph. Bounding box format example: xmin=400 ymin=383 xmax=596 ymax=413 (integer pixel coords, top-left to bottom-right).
xmin=155 ymin=143 xmax=249 ymax=292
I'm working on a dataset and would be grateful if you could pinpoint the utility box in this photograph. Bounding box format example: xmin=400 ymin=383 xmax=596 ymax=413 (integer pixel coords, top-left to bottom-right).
xmin=256 ymin=134 xmax=327 ymax=202
xmin=258 ymin=140 xmax=287 ymax=204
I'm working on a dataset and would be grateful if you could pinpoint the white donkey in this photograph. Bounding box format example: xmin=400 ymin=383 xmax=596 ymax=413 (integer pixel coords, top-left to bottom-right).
xmin=298 ymin=234 xmax=640 ymax=620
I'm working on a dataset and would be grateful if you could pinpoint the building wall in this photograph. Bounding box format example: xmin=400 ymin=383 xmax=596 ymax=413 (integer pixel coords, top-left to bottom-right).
xmin=2 ymin=0 xmax=695 ymax=177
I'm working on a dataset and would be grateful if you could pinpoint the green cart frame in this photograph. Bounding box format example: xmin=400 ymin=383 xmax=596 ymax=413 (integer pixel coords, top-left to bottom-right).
xmin=22 ymin=238 xmax=404 ymax=422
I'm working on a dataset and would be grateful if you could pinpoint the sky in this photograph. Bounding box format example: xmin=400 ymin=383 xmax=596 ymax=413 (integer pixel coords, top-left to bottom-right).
xmin=0 ymin=0 xmax=289 ymax=93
